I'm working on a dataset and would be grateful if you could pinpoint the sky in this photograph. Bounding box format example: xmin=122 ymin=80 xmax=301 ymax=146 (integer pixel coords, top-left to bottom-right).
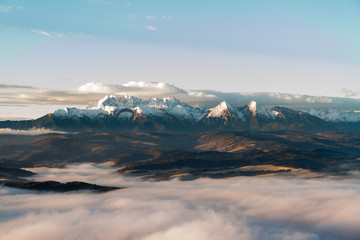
xmin=1 ymin=0 xmax=360 ymax=119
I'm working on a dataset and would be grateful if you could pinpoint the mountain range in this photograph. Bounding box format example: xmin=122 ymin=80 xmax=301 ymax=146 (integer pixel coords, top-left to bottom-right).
xmin=1 ymin=95 xmax=359 ymax=132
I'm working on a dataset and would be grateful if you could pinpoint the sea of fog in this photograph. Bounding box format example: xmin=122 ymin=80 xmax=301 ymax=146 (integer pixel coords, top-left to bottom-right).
xmin=1 ymin=164 xmax=360 ymax=240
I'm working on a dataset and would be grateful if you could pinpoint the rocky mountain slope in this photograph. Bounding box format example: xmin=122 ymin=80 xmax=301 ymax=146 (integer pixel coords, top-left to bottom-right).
xmin=1 ymin=95 xmax=359 ymax=132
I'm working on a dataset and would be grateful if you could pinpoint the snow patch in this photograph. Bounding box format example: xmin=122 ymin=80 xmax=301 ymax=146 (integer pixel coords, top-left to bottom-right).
xmin=302 ymin=109 xmax=360 ymax=122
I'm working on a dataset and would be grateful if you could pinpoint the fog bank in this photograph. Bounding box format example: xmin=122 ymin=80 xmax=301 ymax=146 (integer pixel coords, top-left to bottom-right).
xmin=1 ymin=164 xmax=360 ymax=240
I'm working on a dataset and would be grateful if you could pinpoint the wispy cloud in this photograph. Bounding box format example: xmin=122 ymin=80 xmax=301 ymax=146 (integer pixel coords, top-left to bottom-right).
xmin=30 ymin=29 xmax=64 ymax=38
xmin=0 ymin=26 xmax=66 ymax=39
xmin=0 ymin=5 xmax=23 ymax=13
xmin=53 ymin=33 xmax=63 ymax=38
xmin=162 ymin=15 xmax=172 ymax=20
xmin=0 ymin=84 xmax=34 ymax=89
xmin=144 ymin=15 xmax=156 ymax=20
xmin=342 ymin=88 xmax=358 ymax=97
xmin=0 ymin=128 xmax=68 ymax=135
xmin=146 ymin=25 xmax=157 ymax=31
xmin=144 ymin=14 xmax=171 ymax=21
xmin=30 ymin=29 xmax=53 ymax=38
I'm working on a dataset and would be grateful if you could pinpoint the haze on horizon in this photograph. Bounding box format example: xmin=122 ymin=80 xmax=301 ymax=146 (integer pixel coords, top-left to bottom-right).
xmin=1 ymin=0 xmax=360 ymax=119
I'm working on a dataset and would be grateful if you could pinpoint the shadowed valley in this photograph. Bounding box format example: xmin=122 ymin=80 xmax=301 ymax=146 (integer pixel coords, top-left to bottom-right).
xmin=1 ymin=131 xmax=359 ymax=182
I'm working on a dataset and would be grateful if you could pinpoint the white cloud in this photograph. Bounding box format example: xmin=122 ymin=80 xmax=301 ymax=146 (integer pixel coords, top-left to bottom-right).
xmin=0 ymin=164 xmax=360 ymax=240
xmin=128 ymin=14 xmax=135 ymax=18
xmin=78 ymin=81 xmax=186 ymax=96
xmin=30 ymin=29 xmax=53 ymax=38
xmin=188 ymin=91 xmax=217 ymax=99
xmin=305 ymin=96 xmax=332 ymax=103
xmin=78 ymin=82 xmax=110 ymax=93
xmin=342 ymin=88 xmax=357 ymax=97
xmin=0 ymin=5 xmax=23 ymax=12
xmin=30 ymin=29 xmax=64 ymax=38
xmin=0 ymin=128 xmax=68 ymax=135
xmin=144 ymin=15 xmax=171 ymax=20
xmin=144 ymin=15 xmax=156 ymax=20
xmin=122 ymin=81 xmax=180 ymax=91
xmin=146 ymin=25 xmax=158 ymax=31
xmin=162 ymin=15 xmax=172 ymax=20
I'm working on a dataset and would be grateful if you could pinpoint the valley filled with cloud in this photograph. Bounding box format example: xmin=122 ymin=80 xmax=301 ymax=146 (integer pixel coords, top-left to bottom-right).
xmin=2 ymin=1 xmax=360 ymax=239
xmin=1 ymin=164 xmax=360 ymax=240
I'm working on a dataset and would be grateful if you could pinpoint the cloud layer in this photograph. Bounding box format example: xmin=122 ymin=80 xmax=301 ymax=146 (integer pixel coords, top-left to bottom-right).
xmin=0 ymin=164 xmax=360 ymax=240
xmin=2 ymin=81 xmax=360 ymax=108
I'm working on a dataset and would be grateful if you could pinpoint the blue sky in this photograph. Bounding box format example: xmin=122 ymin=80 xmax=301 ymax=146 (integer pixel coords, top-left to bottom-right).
xmin=2 ymin=0 xmax=360 ymax=61
xmin=1 ymin=0 xmax=360 ymax=118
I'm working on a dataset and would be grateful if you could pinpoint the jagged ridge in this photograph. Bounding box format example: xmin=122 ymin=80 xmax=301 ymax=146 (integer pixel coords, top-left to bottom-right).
xmin=1 ymin=95 xmax=358 ymax=132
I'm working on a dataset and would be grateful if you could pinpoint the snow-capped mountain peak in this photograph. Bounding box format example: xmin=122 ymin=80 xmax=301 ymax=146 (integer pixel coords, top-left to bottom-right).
xmin=96 ymin=95 xmax=143 ymax=109
xmin=247 ymin=101 xmax=257 ymax=115
xmin=218 ymin=101 xmax=231 ymax=110
xmin=243 ymin=101 xmax=276 ymax=119
xmin=145 ymin=96 xmax=182 ymax=109
xmin=301 ymin=108 xmax=360 ymax=122
xmin=47 ymin=95 xmax=360 ymax=133
xmin=207 ymin=101 xmax=236 ymax=118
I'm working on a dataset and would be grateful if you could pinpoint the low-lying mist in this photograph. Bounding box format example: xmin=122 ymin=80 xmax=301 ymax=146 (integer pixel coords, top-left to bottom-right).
xmin=0 ymin=128 xmax=68 ymax=135
xmin=1 ymin=164 xmax=360 ymax=240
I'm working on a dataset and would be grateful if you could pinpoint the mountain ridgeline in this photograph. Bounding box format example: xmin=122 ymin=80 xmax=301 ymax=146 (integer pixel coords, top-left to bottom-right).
xmin=1 ymin=95 xmax=359 ymax=132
